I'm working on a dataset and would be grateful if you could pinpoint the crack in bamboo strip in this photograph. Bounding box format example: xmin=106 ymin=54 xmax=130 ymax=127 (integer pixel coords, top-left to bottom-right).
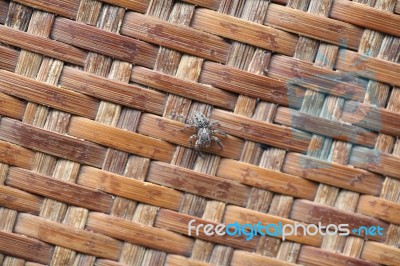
xmin=0 ymin=70 xmax=99 ymax=119
xmin=5 ymin=167 xmax=113 ymax=213
xmin=86 ymin=212 xmax=194 ymax=256
xmin=14 ymin=213 xmax=123 ymax=260
xmin=147 ymin=161 xmax=251 ymax=206
xmin=290 ymin=200 xmax=388 ymax=242
xmin=12 ymin=0 xmax=79 ymax=19
xmin=98 ymin=0 xmax=150 ymax=13
xmin=77 ymin=166 xmax=184 ymax=210
xmin=231 ymin=250 xmax=300 ymax=266
xmin=60 ymin=67 xmax=166 ymax=115
xmin=342 ymin=101 xmax=400 ymax=137
xmin=283 ymin=152 xmax=383 ymax=195
xmin=268 ymin=55 xmax=367 ymax=102
xmin=68 ymin=116 xmax=175 ymax=162
xmin=0 ymin=140 xmax=34 ymax=169
xmin=199 ymin=61 xmax=304 ymax=108
xmin=350 ymin=146 xmax=400 ymax=179
xmin=137 ymin=113 xmax=243 ymax=159
xmin=357 ymin=195 xmax=400 ymax=225
xmin=0 ymin=25 xmax=87 ymax=66
xmin=210 ymin=109 xmax=312 ymax=153
xmin=131 ymin=66 xmax=236 ymax=110
xmin=336 ymin=49 xmax=400 ymax=87
xmin=154 ymin=209 xmax=258 ymax=251
xmin=298 ymin=245 xmax=380 ymax=266
xmin=0 ymin=186 xmax=42 ymax=215
xmin=165 ymin=255 xmax=213 ymax=266
xmin=330 ymin=0 xmax=400 ymax=37
xmin=0 ymin=93 xmax=26 ymax=120
xmin=265 ymin=3 xmax=363 ymax=49
xmin=51 ymin=17 xmax=158 ymax=68
xmin=120 ymin=12 xmax=229 ymax=63
xmin=0 ymin=117 xmax=107 ymax=167
xmin=0 ymin=231 xmax=53 ymax=265
xmin=191 ymin=8 xmax=298 ymax=56
xmin=274 ymin=107 xmax=378 ymax=147
xmin=216 ymin=158 xmax=318 ymax=200
xmin=360 ymin=241 xmax=400 ymax=265
xmin=0 ymin=45 xmax=18 ymax=72
xmin=223 ymin=205 xmax=323 ymax=246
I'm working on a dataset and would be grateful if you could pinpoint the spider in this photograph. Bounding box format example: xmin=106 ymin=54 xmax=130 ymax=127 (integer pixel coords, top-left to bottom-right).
xmin=182 ymin=111 xmax=227 ymax=155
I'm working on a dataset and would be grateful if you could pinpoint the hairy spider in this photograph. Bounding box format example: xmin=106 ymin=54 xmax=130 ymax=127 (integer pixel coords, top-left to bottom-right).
xmin=182 ymin=111 xmax=227 ymax=155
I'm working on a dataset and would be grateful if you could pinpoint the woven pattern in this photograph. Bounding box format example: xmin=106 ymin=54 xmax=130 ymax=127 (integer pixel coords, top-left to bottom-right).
xmin=0 ymin=0 xmax=399 ymax=265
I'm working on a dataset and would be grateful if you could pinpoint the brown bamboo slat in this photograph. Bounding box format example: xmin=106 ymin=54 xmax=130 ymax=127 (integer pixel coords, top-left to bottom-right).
xmin=0 ymin=231 xmax=53 ymax=265
xmin=396 ymin=0 xmax=400 ymax=14
xmin=181 ymin=0 xmax=220 ymax=10
xmin=0 ymin=140 xmax=34 ymax=169
xmin=0 ymin=70 xmax=99 ymax=119
xmin=361 ymin=241 xmax=400 ymax=265
xmin=216 ymin=158 xmax=317 ymax=200
xmin=199 ymin=61 xmax=305 ymax=108
xmin=60 ymin=67 xmax=166 ymax=115
xmin=283 ymin=153 xmax=383 ymax=195
xmin=342 ymin=101 xmax=400 ymax=137
xmin=147 ymin=161 xmax=251 ymax=206
xmin=137 ymin=113 xmax=243 ymax=159
xmin=154 ymin=209 xmax=258 ymax=251
xmin=211 ymin=109 xmax=312 ymax=153
xmin=0 ymin=0 xmax=8 ymax=24
xmin=6 ymin=167 xmax=113 ymax=212
xmin=0 ymin=93 xmax=26 ymax=120
xmin=12 ymin=0 xmax=79 ymax=19
xmin=131 ymin=66 xmax=237 ymax=110
xmin=0 ymin=118 xmax=107 ymax=167
xmin=265 ymin=3 xmax=363 ymax=49
xmin=165 ymin=255 xmax=213 ymax=266
xmin=231 ymin=251 xmax=300 ymax=266
xmin=68 ymin=116 xmax=175 ymax=162
xmin=86 ymin=212 xmax=194 ymax=256
xmin=0 ymin=45 xmax=19 ymax=72
xmin=298 ymin=246 xmax=380 ymax=266
xmin=330 ymin=0 xmax=400 ymax=37
xmin=274 ymin=107 xmax=377 ymax=147
xmin=350 ymin=146 xmax=400 ymax=179
xmin=224 ymin=205 xmax=323 ymax=246
xmin=14 ymin=213 xmax=123 ymax=260
xmin=77 ymin=166 xmax=184 ymax=210
xmin=121 ymin=12 xmax=229 ymax=63
xmin=290 ymin=200 xmax=388 ymax=242
xmin=95 ymin=260 xmax=127 ymax=266
xmin=191 ymin=8 xmax=298 ymax=56
xmin=336 ymin=49 xmax=400 ymax=87
xmin=98 ymin=0 xmax=150 ymax=13
xmin=0 ymin=186 xmax=43 ymax=215
xmin=268 ymin=55 xmax=366 ymax=101
xmin=51 ymin=17 xmax=158 ymax=68
xmin=357 ymin=195 xmax=400 ymax=225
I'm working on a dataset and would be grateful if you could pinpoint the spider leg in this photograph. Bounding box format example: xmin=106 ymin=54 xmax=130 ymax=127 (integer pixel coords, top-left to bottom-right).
xmin=212 ymin=136 xmax=224 ymax=150
xmin=212 ymin=129 xmax=227 ymax=136
xmin=189 ymin=134 xmax=197 ymax=147
xmin=210 ymin=121 xmax=221 ymax=127
xmin=195 ymin=139 xmax=206 ymax=158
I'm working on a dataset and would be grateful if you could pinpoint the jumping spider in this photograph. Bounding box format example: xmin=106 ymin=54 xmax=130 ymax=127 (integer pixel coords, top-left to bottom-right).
xmin=182 ymin=111 xmax=227 ymax=156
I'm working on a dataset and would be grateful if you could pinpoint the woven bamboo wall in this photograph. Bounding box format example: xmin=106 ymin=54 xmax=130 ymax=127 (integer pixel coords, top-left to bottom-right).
xmin=0 ymin=0 xmax=399 ymax=265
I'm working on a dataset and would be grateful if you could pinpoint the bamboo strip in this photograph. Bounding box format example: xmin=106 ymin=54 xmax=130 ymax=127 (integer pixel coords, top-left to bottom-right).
xmin=191 ymin=8 xmax=298 ymax=56
xmin=60 ymin=67 xmax=166 ymax=115
xmin=216 ymin=159 xmax=317 ymax=200
xmin=131 ymin=66 xmax=236 ymax=110
xmin=147 ymin=161 xmax=251 ymax=206
xmin=0 ymin=0 xmax=8 ymax=24
xmin=0 ymin=93 xmax=26 ymax=120
xmin=86 ymin=212 xmax=194 ymax=256
xmin=0 ymin=46 xmax=19 ymax=72
xmin=0 ymin=186 xmax=42 ymax=215
xmin=12 ymin=0 xmax=79 ymax=19
xmin=265 ymin=3 xmax=363 ymax=49
xmin=51 ymin=17 xmax=158 ymax=68
xmin=361 ymin=241 xmax=400 ymax=265
xmin=180 ymin=0 xmax=220 ymax=10
xmin=0 ymin=118 xmax=107 ymax=167
xmin=14 ymin=213 xmax=122 ymax=260
xmin=290 ymin=200 xmax=388 ymax=242
xmin=99 ymin=0 xmax=150 ymax=13
xmin=283 ymin=153 xmax=383 ymax=195
xmin=6 ymin=167 xmax=113 ymax=212
xmin=95 ymin=260 xmax=126 ymax=266
xmin=357 ymin=195 xmax=400 ymax=225
xmin=165 ymin=255 xmax=212 ymax=266
xmin=0 ymin=231 xmax=52 ymax=265
xmin=342 ymin=101 xmax=400 ymax=137
xmin=330 ymin=0 xmax=400 ymax=37
xmin=121 ymin=12 xmax=229 ymax=63
xmin=199 ymin=61 xmax=304 ymax=108
xmin=77 ymin=166 xmax=184 ymax=210
xmin=0 ymin=140 xmax=34 ymax=169
xmin=396 ymin=0 xmax=400 ymax=14
xmin=223 ymin=205 xmax=323 ymax=246
xmin=231 ymin=250 xmax=300 ymax=266
xmin=68 ymin=116 xmax=175 ymax=162
xmin=0 ymin=70 xmax=99 ymax=119
xmin=210 ymin=109 xmax=312 ymax=153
